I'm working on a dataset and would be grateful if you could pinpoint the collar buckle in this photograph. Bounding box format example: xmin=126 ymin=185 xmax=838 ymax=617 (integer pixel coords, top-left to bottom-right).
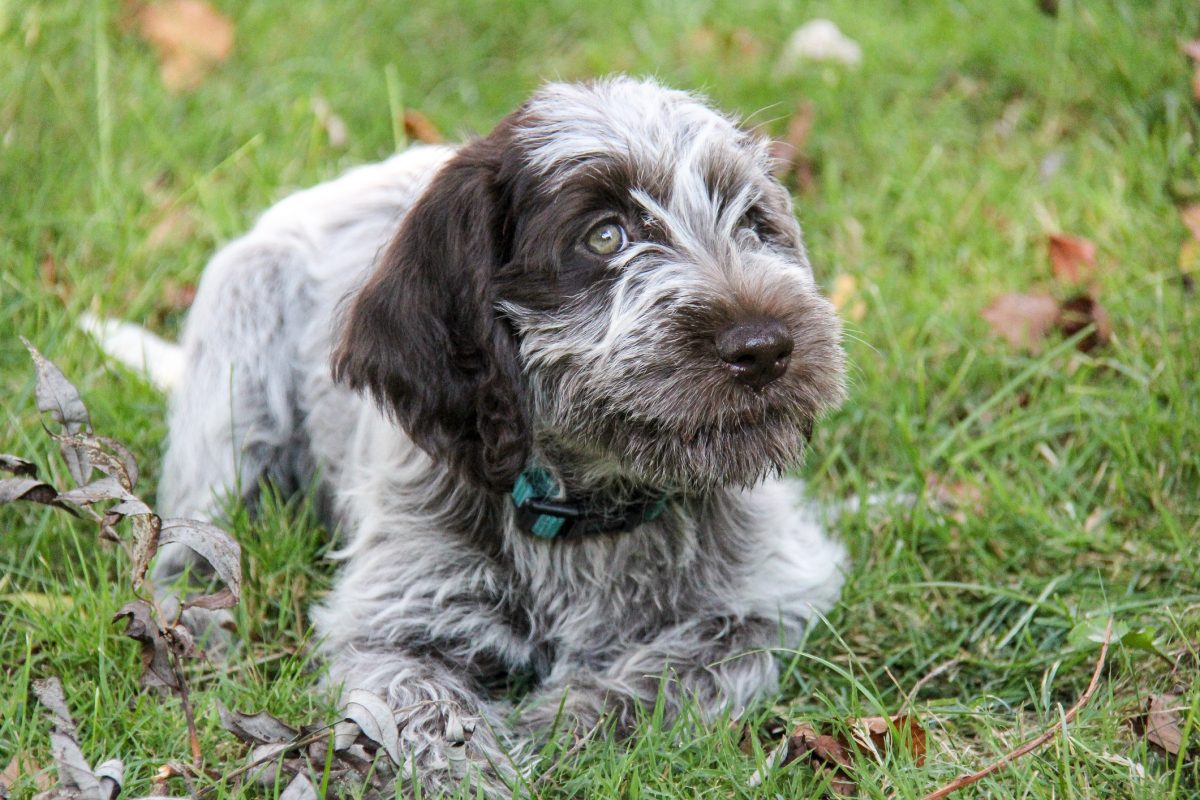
xmin=511 ymin=464 xmax=668 ymax=540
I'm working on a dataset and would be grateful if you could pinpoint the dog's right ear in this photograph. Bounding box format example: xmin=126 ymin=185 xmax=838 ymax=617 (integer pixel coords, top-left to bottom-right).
xmin=331 ymin=137 xmax=529 ymax=491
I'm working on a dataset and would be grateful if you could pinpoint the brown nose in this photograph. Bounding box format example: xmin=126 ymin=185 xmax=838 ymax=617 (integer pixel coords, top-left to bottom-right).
xmin=715 ymin=318 xmax=793 ymax=388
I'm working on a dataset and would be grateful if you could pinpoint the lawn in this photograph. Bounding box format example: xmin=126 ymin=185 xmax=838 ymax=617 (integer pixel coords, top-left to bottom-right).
xmin=1 ymin=1 xmax=1198 ymax=797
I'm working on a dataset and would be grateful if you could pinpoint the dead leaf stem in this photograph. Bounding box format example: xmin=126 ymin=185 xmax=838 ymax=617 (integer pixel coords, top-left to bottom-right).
xmin=919 ymin=619 xmax=1112 ymax=800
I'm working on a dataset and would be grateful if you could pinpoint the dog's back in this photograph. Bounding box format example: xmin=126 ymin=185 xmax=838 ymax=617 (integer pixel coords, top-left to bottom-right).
xmin=157 ymin=146 xmax=455 ymax=520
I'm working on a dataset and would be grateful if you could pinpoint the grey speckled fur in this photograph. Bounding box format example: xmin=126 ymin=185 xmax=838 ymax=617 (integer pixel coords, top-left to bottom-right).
xmin=153 ymin=77 xmax=848 ymax=797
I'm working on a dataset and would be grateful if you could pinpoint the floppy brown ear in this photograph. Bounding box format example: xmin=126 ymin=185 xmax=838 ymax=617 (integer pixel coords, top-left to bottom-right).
xmin=331 ymin=139 xmax=529 ymax=491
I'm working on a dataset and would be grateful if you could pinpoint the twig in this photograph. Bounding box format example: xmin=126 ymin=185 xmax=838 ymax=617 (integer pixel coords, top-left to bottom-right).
xmin=171 ymin=646 xmax=204 ymax=770
xmin=194 ymin=727 xmax=334 ymax=798
xmin=920 ymin=619 xmax=1112 ymax=800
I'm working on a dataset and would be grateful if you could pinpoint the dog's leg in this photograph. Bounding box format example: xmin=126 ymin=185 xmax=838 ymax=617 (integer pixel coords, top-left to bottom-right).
xmin=523 ymin=481 xmax=846 ymax=739
xmin=327 ymin=649 xmax=519 ymax=799
xmin=155 ymin=233 xmax=314 ymax=640
xmin=519 ymin=614 xmax=782 ymax=739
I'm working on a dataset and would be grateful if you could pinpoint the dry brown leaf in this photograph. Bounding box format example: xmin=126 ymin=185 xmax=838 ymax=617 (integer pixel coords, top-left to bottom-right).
xmin=0 ymin=455 xmax=37 ymax=477
xmin=279 ymin=774 xmax=318 ymax=800
xmin=403 ymin=110 xmax=443 ymax=144
xmin=114 ymin=600 xmax=181 ymax=690
xmin=982 ymin=292 xmax=1060 ymax=351
xmin=849 ymin=714 xmax=928 ymax=766
xmin=829 ymin=274 xmax=866 ymax=322
xmin=146 ymin=205 xmax=196 ymax=250
xmin=1057 ymin=293 xmax=1111 ymax=353
xmin=160 ymin=279 xmax=197 ymax=312
xmin=2 ymin=755 xmax=51 ymax=792
xmin=925 ymin=473 xmax=984 ymax=525
xmin=1048 ymin=233 xmax=1096 ymax=284
xmin=0 ymin=477 xmax=64 ymax=507
xmin=40 ymin=251 xmax=60 ymax=290
xmin=1180 ymin=239 xmax=1199 ymax=293
xmin=159 ymin=518 xmax=242 ymax=607
xmin=787 ymin=724 xmax=855 ymax=796
xmin=22 ymin=339 xmax=93 ymax=486
xmin=343 ymin=689 xmax=402 ymax=765
xmin=684 ymin=25 xmax=719 ymax=56
xmin=1180 ymin=205 xmax=1200 ymax=242
xmin=135 ymin=0 xmax=234 ymax=92
xmin=731 ymin=28 xmax=765 ymax=60
xmin=217 ymin=702 xmax=300 ymax=745
xmin=1140 ymin=694 xmax=1185 ymax=756
xmin=768 ymin=103 xmax=816 ymax=191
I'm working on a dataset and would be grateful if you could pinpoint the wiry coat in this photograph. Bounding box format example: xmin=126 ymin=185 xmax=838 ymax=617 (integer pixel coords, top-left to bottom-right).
xmin=156 ymin=78 xmax=848 ymax=797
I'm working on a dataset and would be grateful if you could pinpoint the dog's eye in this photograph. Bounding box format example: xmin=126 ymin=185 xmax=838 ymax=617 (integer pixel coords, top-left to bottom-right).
xmin=584 ymin=222 xmax=627 ymax=256
xmin=739 ymin=210 xmax=763 ymax=237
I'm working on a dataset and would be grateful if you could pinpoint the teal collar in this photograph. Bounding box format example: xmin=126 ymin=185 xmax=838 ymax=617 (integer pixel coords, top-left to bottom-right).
xmin=511 ymin=464 xmax=669 ymax=539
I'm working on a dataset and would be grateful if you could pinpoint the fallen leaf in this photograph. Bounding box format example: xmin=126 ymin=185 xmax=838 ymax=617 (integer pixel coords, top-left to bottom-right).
xmin=0 ymin=477 xmax=62 ymax=507
xmin=279 ymin=774 xmax=317 ymax=800
xmin=0 ymin=455 xmax=37 ymax=477
xmin=1180 ymin=205 xmax=1200 ymax=242
xmin=22 ymin=339 xmax=93 ymax=485
xmin=93 ymin=759 xmax=123 ymax=800
xmin=1048 ymin=233 xmax=1096 ymax=284
xmin=731 ymin=28 xmax=764 ymax=60
xmin=829 ymin=274 xmax=866 ymax=322
xmin=343 ymin=689 xmax=402 ymax=765
xmin=32 ymin=678 xmax=108 ymax=799
xmin=982 ymin=292 xmax=1060 ymax=351
xmin=1139 ymin=694 xmax=1185 ymax=756
xmin=746 ymin=713 xmax=927 ymax=795
xmin=443 ymin=707 xmax=474 ymax=779
xmin=2 ymin=755 xmax=52 ymax=792
xmin=158 ymin=518 xmax=242 ymax=607
xmin=114 ymin=600 xmax=180 ymax=690
xmin=40 ymin=251 xmax=59 ymax=290
xmin=788 ymin=724 xmax=855 ymax=796
xmin=402 ymin=110 xmax=442 ymax=144
xmin=1180 ymin=239 xmax=1198 ymax=293
xmin=849 ymin=714 xmax=927 ymax=766
xmin=160 ymin=279 xmax=197 ymax=312
xmin=768 ymin=102 xmax=816 ymax=191
xmin=683 ymin=25 xmax=718 ymax=57
xmin=1082 ymin=506 xmax=1106 ymax=533
xmin=135 ymin=0 xmax=234 ymax=92
xmin=147 ymin=206 xmax=196 ymax=251
xmin=925 ymin=473 xmax=985 ymax=518
xmin=57 ymin=475 xmax=136 ymax=508
xmin=736 ymin=715 xmax=787 ymax=756
xmin=1056 ymin=293 xmax=1111 ymax=352
xmin=217 ymin=702 xmax=300 ymax=745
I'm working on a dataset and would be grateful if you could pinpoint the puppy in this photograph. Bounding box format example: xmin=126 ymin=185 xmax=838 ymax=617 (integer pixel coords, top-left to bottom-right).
xmin=150 ymin=76 xmax=848 ymax=796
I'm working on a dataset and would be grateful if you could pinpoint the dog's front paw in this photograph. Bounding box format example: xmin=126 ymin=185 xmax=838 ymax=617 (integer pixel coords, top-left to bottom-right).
xmin=519 ymin=682 xmax=644 ymax=742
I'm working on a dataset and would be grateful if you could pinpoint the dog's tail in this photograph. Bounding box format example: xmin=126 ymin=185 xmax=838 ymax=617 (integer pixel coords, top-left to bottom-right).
xmin=78 ymin=312 xmax=184 ymax=393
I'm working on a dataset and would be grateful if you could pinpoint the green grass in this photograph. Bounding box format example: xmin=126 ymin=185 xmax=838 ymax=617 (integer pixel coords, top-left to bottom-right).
xmin=2 ymin=0 xmax=1199 ymax=797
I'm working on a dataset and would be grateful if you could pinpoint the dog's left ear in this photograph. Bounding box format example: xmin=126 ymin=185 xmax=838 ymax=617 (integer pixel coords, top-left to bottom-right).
xmin=332 ymin=137 xmax=528 ymax=491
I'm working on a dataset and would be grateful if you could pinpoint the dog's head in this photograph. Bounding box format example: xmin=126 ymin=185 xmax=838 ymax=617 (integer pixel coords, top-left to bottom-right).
xmin=333 ymin=77 xmax=845 ymax=494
